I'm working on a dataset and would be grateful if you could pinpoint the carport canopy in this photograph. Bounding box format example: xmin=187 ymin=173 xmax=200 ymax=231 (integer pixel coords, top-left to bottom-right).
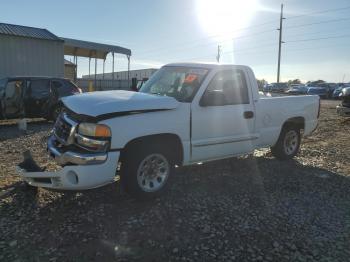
xmin=61 ymin=37 xmax=132 ymax=84
xmin=61 ymin=37 xmax=131 ymax=59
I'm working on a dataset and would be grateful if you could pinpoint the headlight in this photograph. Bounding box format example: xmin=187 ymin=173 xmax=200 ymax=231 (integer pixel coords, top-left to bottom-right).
xmin=76 ymin=123 xmax=111 ymax=151
xmin=78 ymin=123 xmax=111 ymax=138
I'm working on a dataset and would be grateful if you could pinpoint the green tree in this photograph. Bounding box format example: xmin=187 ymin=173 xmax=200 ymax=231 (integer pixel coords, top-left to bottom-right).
xmin=257 ymin=79 xmax=267 ymax=90
xmin=288 ymin=79 xmax=302 ymax=85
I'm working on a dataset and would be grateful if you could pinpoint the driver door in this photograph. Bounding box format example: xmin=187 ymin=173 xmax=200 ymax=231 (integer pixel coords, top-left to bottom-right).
xmin=3 ymin=79 xmax=25 ymax=119
xmin=190 ymin=69 xmax=257 ymax=162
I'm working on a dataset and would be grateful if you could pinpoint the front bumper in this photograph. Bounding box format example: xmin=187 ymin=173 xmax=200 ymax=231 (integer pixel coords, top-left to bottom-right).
xmin=16 ymin=151 xmax=120 ymax=190
xmin=336 ymin=105 xmax=350 ymax=117
xmin=16 ymin=110 xmax=121 ymax=190
xmin=47 ymin=136 xmax=108 ymax=165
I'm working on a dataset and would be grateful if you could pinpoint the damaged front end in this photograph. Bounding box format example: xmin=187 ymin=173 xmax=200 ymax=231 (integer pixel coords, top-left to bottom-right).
xmin=336 ymin=87 xmax=350 ymax=117
xmin=16 ymin=112 xmax=120 ymax=190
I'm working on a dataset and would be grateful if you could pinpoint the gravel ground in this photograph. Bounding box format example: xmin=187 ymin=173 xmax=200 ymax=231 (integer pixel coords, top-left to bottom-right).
xmin=0 ymin=100 xmax=349 ymax=262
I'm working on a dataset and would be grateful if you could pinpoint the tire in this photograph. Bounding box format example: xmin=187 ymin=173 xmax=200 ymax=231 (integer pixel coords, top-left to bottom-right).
xmin=121 ymin=143 xmax=174 ymax=199
xmin=271 ymin=125 xmax=301 ymax=160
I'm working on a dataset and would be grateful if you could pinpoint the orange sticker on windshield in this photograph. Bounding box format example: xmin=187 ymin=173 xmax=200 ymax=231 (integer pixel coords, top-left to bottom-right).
xmin=184 ymin=74 xmax=198 ymax=83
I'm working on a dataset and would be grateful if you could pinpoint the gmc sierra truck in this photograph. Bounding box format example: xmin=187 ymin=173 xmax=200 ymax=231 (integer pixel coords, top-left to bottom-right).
xmin=17 ymin=63 xmax=320 ymax=198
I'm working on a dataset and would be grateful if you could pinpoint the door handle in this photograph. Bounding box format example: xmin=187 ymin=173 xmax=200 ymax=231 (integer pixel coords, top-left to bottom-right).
xmin=244 ymin=111 xmax=254 ymax=119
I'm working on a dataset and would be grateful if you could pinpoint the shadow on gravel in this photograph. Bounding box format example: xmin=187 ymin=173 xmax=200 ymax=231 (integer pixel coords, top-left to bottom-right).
xmin=0 ymin=119 xmax=52 ymax=141
xmin=1 ymin=157 xmax=350 ymax=261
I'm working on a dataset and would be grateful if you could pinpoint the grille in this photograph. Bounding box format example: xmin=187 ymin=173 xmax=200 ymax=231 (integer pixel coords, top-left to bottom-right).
xmin=342 ymin=96 xmax=350 ymax=108
xmin=54 ymin=115 xmax=73 ymax=143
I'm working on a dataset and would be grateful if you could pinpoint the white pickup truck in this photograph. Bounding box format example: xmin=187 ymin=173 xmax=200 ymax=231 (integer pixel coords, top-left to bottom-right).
xmin=17 ymin=63 xmax=320 ymax=198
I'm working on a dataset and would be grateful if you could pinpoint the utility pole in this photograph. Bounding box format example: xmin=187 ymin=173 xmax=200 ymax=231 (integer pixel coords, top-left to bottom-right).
xmin=277 ymin=3 xmax=285 ymax=83
xmin=216 ymin=45 xmax=222 ymax=63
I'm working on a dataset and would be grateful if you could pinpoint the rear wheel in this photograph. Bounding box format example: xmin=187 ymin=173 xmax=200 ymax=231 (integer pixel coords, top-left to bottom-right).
xmin=121 ymin=144 xmax=173 ymax=199
xmin=271 ymin=125 xmax=301 ymax=160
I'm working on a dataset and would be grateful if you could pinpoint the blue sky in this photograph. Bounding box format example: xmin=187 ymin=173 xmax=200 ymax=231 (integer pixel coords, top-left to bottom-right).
xmin=2 ymin=0 xmax=350 ymax=82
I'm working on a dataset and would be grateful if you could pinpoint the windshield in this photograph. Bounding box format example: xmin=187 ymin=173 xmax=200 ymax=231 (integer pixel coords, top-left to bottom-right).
xmin=139 ymin=66 xmax=209 ymax=102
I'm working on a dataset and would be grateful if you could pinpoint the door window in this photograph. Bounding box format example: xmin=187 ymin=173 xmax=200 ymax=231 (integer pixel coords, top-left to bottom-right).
xmin=202 ymin=70 xmax=249 ymax=106
xmin=52 ymin=80 xmax=72 ymax=96
xmin=5 ymin=80 xmax=24 ymax=99
xmin=4 ymin=80 xmax=25 ymax=116
xmin=29 ymin=79 xmax=50 ymax=97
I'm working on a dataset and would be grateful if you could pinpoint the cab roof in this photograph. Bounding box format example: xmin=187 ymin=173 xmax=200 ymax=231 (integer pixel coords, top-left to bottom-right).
xmin=164 ymin=62 xmax=250 ymax=70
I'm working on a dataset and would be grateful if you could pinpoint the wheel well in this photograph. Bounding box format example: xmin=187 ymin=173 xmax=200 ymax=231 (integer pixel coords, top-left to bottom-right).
xmin=282 ymin=117 xmax=305 ymax=130
xmin=120 ymin=133 xmax=184 ymax=166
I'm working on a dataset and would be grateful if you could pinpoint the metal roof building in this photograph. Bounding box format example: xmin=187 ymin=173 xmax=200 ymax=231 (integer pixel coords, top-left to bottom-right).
xmin=0 ymin=23 xmax=132 ymax=84
xmin=0 ymin=23 xmax=61 ymax=41
xmin=0 ymin=23 xmax=64 ymax=78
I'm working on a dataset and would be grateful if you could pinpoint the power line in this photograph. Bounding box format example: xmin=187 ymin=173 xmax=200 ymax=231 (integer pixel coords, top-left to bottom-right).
xmin=135 ymin=5 xmax=350 ymax=59
xmin=136 ymin=28 xmax=277 ymax=58
xmin=285 ymin=17 xmax=350 ymax=30
xmin=136 ymin=28 xmax=277 ymax=59
xmin=285 ymin=43 xmax=349 ymax=53
xmin=284 ymin=25 xmax=350 ymax=38
xmin=139 ymin=31 xmax=350 ymax=65
xmin=136 ymin=19 xmax=279 ymax=56
xmin=138 ymin=31 xmax=350 ymax=65
xmin=169 ymin=43 xmax=278 ymax=62
xmin=286 ymin=34 xmax=350 ymax=43
xmin=131 ymin=5 xmax=350 ymax=67
xmin=159 ymin=42 xmax=349 ymax=65
xmin=137 ymin=16 xmax=350 ymax=59
xmin=287 ymin=6 xmax=350 ymax=20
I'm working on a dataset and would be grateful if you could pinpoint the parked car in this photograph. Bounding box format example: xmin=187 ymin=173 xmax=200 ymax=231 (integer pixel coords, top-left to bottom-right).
xmin=337 ymin=87 xmax=350 ymax=117
xmin=318 ymin=83 xmax=336 ymax=98
xmin=269 ymin=82 xmax=288 ymax=92
xmin=17 ymin=63 xmax=320 ymax=198
xmin=333 ymin=86 xmax=344 ymax=99
xmin=0 ymin=77 xmax=82 ymax=120
xmin=263 ymin=84 xmax=272 ymax=92
xmin=333 ymin=84 xmax=350 ymax=99
xmin=307 ymin=86 xmax=328 ymax=99
xmin=286 ymin=85 xmax=308 ymax=95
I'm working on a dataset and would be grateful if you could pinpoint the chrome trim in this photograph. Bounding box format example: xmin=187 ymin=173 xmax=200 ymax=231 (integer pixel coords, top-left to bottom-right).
xmin=64 ymin=113 xmax=78 ymax=145
xmin=192 ymin=135 xmax=259 ymax=147
xmin=53 ymin=113 xmax=78 ymax=145
xmin=47 ymin=136 xmax=107 ymax=165
xmin=75 ymin=133 xmax=110 ymax=151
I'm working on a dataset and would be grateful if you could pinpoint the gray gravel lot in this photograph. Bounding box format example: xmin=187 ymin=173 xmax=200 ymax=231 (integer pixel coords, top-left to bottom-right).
xmin=0 ymin=100 xmax=350 ymax=262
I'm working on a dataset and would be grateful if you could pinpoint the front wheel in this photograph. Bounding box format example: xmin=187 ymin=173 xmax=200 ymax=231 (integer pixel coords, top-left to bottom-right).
xmin=271 ymin=126 xmax=301 ymax=160
xmin=121 ymin=145 xmax=173 ymax=199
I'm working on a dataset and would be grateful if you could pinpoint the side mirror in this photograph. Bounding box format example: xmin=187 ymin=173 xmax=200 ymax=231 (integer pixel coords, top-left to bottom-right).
xmin=199 ymin=90 xmax=226 ymax=107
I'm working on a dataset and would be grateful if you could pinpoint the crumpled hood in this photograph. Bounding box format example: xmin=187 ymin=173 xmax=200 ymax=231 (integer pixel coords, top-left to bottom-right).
xmin=62 ymin=90 xmax=179 ymax=117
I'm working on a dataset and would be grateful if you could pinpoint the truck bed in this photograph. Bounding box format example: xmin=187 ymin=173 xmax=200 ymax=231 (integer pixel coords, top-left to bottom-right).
xmin=254 ymin=94 xmax=319 ymax=147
